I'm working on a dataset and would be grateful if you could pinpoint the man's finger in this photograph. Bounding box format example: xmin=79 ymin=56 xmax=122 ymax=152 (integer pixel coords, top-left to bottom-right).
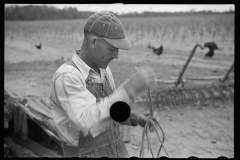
xmin=143 ymin=112 xmax=150 ymax=116
xmin=153 ymin=112 xmax=158 ymax=117
xmin=154 ymin=117 xmax=160 ymax=122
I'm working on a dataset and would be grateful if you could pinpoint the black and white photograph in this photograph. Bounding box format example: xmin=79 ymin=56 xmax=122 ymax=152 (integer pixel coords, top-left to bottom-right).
xmin=4 ymin=4 xmax=234 ymax=158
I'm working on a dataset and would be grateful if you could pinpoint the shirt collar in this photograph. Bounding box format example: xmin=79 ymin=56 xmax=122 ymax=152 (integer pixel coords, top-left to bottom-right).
xmin=72 ymin=50 xmax=92 ymax=81
xmin=72 ymin=50 xmax=106 ymax=81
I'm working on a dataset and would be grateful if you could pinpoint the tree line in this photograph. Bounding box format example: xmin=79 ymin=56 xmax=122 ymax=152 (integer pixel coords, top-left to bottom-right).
xmin=4 ymin=5 xmax=235 ymax=21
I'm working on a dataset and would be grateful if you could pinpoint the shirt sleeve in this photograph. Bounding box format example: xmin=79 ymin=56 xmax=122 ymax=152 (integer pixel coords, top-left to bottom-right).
xmin=54 ymin=72 xmax=131 ymax=136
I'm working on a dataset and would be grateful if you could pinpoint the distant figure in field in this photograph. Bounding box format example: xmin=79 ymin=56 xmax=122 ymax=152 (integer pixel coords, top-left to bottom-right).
xmin=203 ymin=42 xmax=221 ymax=58
xmin=35 ymin=43 xmax=42 ymax=50
xmin=148 ymin=43 xmax=164 ymax=56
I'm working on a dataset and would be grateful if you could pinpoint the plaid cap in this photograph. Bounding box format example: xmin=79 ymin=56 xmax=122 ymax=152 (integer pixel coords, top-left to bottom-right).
xmin=84 ymin=11 xmax=132 ymax=50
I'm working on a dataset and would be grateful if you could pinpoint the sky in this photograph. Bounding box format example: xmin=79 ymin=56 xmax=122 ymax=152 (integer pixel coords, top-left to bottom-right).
xmin=5 ymin=4 xmax=235 ymax=14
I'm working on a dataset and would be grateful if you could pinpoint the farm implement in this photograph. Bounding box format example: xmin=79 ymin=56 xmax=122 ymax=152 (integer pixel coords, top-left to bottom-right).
xmin=136 ymin=44 xmax=234 ymax=158
xmin=153 ymin=44 xmax=234 ymax=109
xmin=136 ymin=44 xmax=234 ymax=109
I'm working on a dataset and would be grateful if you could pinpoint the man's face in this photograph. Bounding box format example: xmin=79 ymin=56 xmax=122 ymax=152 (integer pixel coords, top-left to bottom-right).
xmin=92 ymin=37 xmax=119 ymax=69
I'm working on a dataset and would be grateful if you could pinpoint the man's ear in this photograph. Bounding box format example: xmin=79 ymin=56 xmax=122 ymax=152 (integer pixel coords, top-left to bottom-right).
xmin=90 ymin=37 xmax=98 ymax=49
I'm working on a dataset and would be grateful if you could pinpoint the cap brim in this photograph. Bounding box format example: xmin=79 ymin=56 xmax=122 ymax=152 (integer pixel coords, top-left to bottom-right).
xmin=103 ymin=37 xmax=132 ymax=50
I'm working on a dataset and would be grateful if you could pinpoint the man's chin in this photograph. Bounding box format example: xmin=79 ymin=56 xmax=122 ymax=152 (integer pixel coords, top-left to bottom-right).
xmin=99 ymin=61 xmax=111 ymax=69
xmin=99 ymin=64 xmax=108 ymax=69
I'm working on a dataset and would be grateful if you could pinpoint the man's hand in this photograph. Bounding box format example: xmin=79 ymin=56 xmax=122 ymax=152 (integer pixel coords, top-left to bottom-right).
xmin=136 ymin=112 xmax=159 ymax=132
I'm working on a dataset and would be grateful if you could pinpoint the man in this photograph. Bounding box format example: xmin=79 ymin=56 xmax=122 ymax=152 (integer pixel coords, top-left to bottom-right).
xmin=49 ymin=11 xmax=158 ymax=158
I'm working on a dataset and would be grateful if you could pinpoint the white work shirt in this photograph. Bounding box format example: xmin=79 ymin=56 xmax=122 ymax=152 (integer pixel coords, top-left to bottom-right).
xmin=49 ymin=50 xmax=131 ymax=147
